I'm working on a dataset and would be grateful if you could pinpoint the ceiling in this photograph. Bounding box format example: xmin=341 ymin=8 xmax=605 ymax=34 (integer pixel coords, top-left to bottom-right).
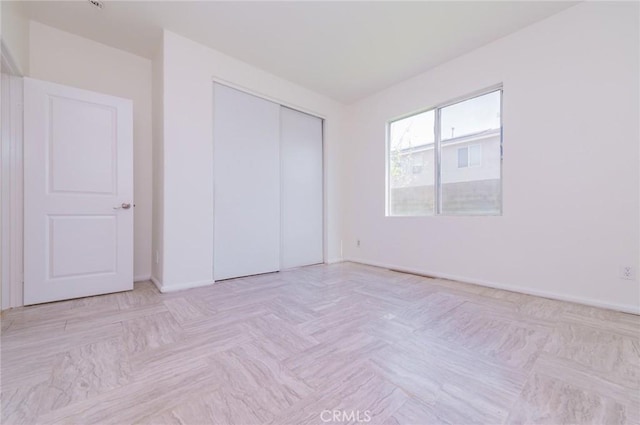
xmin=18 ymin=1 xmax=578 ymax=104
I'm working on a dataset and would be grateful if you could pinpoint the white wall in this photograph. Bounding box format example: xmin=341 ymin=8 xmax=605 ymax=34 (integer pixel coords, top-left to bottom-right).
xmin=156 ymin=30 xmax=346 ymax=291
xmin=1 ymin=1 xmax=29 ymax=74
xmin=29 ymin=21 xmax=153 ymax=281
xmin=344 ymin=2 xmax=640 ymax=313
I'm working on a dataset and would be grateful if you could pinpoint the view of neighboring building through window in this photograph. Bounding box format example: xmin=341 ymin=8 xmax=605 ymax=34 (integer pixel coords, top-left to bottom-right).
xmin=387 ymin=89 xmax=502 ymax=216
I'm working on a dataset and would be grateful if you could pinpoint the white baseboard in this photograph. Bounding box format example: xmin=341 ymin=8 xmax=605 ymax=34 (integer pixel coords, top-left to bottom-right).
xmin=150 ymin=276 xmax=214 ymax=293
xmin=345 ymin=257 xmax=640 ymax=316
xmin=134 ymin=274 xmax=151 ymax=282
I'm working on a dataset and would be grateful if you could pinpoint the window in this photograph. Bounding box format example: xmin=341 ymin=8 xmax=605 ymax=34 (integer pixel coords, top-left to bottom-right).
xmin=457 ymin=144 xmax=482 ymax=168
xmin=387 ymin=88 xmax=502 ymax=216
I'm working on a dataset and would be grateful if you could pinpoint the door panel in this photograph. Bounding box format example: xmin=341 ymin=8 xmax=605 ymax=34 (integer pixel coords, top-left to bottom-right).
xmin=280 ymin=107 xmax=323 ymax=269
xmin=24 ymin=78 xmax=133 ymax=305
xmin=49 ymin=96 xmax=116 ymax=194
xmin=49 ymin=215 xmax=116 ymax=278
xmin=213 ymin=84 xmax=280 ymax=281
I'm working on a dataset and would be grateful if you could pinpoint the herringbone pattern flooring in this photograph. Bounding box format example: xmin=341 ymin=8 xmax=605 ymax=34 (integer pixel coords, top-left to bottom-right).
xmin=1 ymin=263 xmax=639 ymax=424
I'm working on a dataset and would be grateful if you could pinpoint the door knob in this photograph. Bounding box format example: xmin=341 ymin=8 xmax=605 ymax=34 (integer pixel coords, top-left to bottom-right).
xmin=121 ymin=203 xmax=131 ymax=209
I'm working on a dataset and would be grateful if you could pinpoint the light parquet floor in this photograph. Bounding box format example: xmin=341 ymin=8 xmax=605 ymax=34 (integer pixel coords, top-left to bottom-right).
xmin=1 ymin=262 xmax=639 ymax=424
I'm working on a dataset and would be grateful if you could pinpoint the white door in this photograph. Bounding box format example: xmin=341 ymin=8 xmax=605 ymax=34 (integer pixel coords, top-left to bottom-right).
xmin=24 ymin=78 xmax=134 ymax=305
xmin=213 ymin=83 xmax=281 ymax=280
xmin=280 ymin=107 xmax=323 ymax=269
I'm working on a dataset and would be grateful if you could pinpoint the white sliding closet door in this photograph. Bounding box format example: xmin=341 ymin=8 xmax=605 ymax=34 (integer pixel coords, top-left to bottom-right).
xmin=213 ymin=84 xmax=280 ymax=280
xmin=280 ymin=107 xmax=323 ymax=269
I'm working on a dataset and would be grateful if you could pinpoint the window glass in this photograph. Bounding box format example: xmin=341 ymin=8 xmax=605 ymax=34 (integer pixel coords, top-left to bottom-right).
xmin=388 ymin=110 xmax=435 ymax=216
xmin=457 ymin=147 xmax=468 ymax=168
xmin=440 ymin=91 xmax=501 ymax=141
xmin=469 ymin=144 xmax=482 ymax=167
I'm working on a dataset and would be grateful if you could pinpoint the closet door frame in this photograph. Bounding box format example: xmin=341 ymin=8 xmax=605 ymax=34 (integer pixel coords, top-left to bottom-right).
xmin=212 ymin=80 xmax=326 ymax=280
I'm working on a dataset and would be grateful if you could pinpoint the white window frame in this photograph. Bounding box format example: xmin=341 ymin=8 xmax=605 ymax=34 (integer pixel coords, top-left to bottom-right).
xmin=386 ymin=85 xmax=503 ymax=217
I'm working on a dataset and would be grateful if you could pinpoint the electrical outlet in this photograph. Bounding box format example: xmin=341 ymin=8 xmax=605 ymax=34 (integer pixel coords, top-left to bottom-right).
xmin=356 ymin=239 xmax=361 ymax=248
xmin=620 ymin=266 xmax=636 ymax=280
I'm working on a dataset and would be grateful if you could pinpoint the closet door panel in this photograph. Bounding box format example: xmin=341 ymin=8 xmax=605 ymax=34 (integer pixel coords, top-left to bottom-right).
xmin=280 ymin=107 xmax=323 ymax=269
xmin=213 ymin=84 xmax=280 ymax=280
